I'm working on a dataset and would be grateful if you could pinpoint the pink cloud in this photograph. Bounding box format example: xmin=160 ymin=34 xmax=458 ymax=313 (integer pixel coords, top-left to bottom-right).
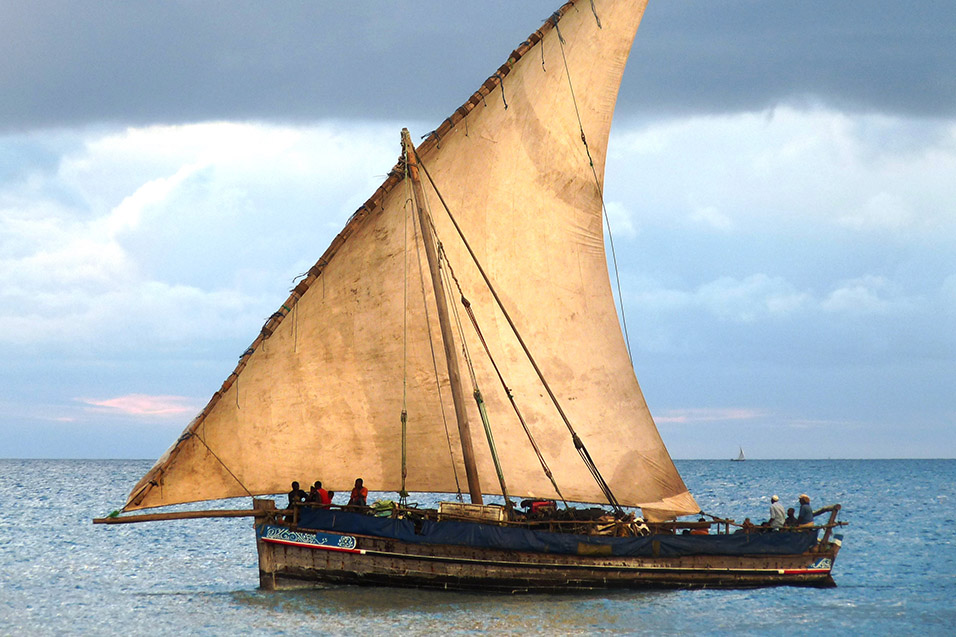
xmin=78 ymin=394 xmax=196 ymax=417
xmin=656 ymin=408 xmax=768 ymax=424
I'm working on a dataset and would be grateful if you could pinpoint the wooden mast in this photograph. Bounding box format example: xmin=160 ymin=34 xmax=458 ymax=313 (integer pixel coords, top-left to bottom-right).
xmin=402 ymin=128 xmax=483 ymax=504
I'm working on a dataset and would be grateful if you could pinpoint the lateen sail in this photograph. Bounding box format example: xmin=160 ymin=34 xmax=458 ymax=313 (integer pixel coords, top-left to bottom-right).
xmin=126 ymin=0 xmax=699 ymax=521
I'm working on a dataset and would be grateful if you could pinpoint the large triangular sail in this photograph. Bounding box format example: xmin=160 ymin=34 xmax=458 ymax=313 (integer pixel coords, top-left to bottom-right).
xmin=126 ymin=0 xmax=699 ymax=521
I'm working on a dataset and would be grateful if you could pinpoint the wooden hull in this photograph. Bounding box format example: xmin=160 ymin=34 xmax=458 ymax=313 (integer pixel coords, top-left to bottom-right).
xmin=255 ymin=523 xmax=840 ymax=592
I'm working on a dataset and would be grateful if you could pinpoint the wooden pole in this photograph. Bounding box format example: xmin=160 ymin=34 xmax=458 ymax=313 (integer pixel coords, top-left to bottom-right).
xmin=93 ymin=508 xmax=275 ymax=524
xmin=819 ymin=504 xmax=842 ymax=546
xmin=402 ymin=128 xmax=483 ymax=504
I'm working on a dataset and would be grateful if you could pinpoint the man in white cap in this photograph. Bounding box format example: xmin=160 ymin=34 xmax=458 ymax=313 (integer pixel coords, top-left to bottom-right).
xmin=769 ymin=494 xmax=786 ymax=529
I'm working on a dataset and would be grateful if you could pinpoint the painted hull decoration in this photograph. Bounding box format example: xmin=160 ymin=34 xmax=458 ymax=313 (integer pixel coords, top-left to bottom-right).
xmin=259 ymin=525 xmax=362 ymax=554
xmin=97 ymin=0 xmax=846 ymax=592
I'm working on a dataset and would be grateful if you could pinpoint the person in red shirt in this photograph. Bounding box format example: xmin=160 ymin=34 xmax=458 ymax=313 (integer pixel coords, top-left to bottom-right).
xmin=308 ymin=480 xmax=332 ymax=506
xmin=317 ymin=481 xmax=331 ymax=506
xmin=348 ymin=478 xmax=368 ymax=507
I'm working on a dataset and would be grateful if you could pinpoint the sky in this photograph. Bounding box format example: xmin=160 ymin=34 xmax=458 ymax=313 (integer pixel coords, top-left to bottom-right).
xmin=1 ymin=1 xmax=954 ymax=460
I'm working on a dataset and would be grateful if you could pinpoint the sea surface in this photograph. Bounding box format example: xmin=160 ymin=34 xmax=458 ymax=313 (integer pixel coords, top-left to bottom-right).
xmin=0 ymin=459 xmax=953 ymax=636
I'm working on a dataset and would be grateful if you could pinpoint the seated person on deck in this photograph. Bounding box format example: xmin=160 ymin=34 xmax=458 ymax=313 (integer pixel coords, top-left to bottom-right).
xmin=348 ymin=478 xmax=368 ymax=507
xmin=785 ymin=507 xmax=798 ymax=527
xmin=769 ymin=494 xmax=786 ymax=529
xmin=690 ymin=517 xmax=710 ymax=535
xmin=796 ymin=494 xmax=814 ymax=526
xmin=735 ymin=517 xmax=755 ymax=534
xmin=287 ymin=481 xmax=307 ymax=508
xmin=307 ymin=480 xmax=332 ymax=505
xmin=316 ymin=481 xmax=332 ymax=506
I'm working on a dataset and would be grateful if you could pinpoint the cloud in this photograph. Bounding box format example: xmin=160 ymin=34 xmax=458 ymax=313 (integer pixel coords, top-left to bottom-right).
xmin=821 ymin=276 xmax=907 ymax=315
xmin=78 ymin=394 xmax=197 ymax=417
xmin=0 ymin=2 xmax=563 ymax=131
xmin=696 ymin=275 xmax=810 ymax=322
xmin=689 ymin=205 xmax=732 ymax=232
xmin=630 ymin=273 xmax=922 ymax=327
xmin=603 ymin=105 xmax=956 ymax=378
xmin=656 ymin=408 xmax=768 ymax=424
xmin=1 ymin=105 xmax=954 ymax=459
xmin=609 ymin=108 xmax=956 ymax=236
xmin=628 ymin=274 xmax=812 ymax=324
xmin=105 ymin=162 xmax=203 ymax=237
xmin=785 ymin=418 xmax=860 ymax=431
xmin=2 ymin=2 xmax=953 ymax=133
xmin=838 ymin=191 xmax=913 ymax=230
xmin=627 ymin=2 xmax=956 ymax=118
xmin=0 ymin=121 xmax=401 ymax=354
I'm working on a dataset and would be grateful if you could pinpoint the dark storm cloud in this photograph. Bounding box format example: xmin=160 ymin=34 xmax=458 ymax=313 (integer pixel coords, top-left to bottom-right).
xmin=1 ymin=0 xmax=953 ymax=132
xmin=629 ymin=1 xmax=956 ymax=118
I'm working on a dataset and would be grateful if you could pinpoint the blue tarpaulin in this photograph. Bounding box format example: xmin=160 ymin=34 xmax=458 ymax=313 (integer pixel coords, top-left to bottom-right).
xmin=296 ymin=508 xmax=818 ymax=557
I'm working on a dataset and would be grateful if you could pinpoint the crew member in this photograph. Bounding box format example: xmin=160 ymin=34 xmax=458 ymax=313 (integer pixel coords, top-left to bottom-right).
xmin=769 ymin=494 xmax=786 ymax=529
xmin=796 ymin=494 xmax=814 ymax=526
xmin=287 ymin=481 xmax=307 ymax=508
xmin=348 ymin=478 xmax=368 ymax=507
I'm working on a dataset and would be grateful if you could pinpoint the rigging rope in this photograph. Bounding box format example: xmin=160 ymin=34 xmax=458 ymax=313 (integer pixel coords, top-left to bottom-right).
xmin=496 ymin=72 xmax=509 ymax=110
xmin=553 ymin=19 xmax=632 ymax=363
xmin=414 ymin=152 xmax=624 ymax=515
xmin=189 ymin=432 xmax=255 ymax=500
xmin=589 ymin=0 xmax=602 ymax=29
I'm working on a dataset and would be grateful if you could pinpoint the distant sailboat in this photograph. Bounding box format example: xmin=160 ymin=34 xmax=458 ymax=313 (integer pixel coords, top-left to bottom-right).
xmin=732 ymin=447 xmax=746 ymax=462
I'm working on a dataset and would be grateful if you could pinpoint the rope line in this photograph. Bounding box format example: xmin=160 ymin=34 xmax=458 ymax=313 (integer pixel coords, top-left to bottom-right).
xmin=191 ymin=432 xmax=254 ymax=499
xmin=496 ymin=72 xmax=509 ymax=110
xmin=590 ymin=0 xmax=602 ymax=28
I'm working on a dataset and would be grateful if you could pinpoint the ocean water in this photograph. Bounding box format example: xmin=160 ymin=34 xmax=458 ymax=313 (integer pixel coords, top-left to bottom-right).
xmin=0 ymin=459 xmax=953 ymax=636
